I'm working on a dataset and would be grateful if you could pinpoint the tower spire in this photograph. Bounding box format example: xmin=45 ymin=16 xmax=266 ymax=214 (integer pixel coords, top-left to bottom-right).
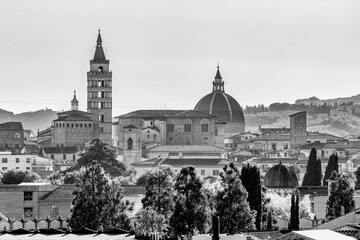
xmin=212 ymin=64 xmax=224 ymax=92
xmin=93 ymin=30 xmax=106 ymax=62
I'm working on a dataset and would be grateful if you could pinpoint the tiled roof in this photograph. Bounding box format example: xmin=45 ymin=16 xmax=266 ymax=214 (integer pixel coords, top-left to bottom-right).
xmin=54 ymin=113 xmax=94 ymax=122
xmin=251 ymin=135 xmax=290 ymax=142
xmin=40 ymin=185 xmax=75 ymax=201
xmin=123 ymin=125 xmax=138 ymax=129
xmin=38 ymin=127 xmax=53 ymax=137
xmin=43 ymin=147 xmax=79 ymax=154
xmin=307 ymin=132 xmax=347 ymax=142
xmin=252 ymin=158 xmax=298 ymax=164
xmin=131 ymin=158 xmax=164 ymax=166
xmin=0 ymin=122 xmax=23 ymax=131
xmin=161 ymin=158 xmax=224 ymax=166
xmin=147 ymin=145 xmax=227 ymax=153
xmin=259 ymin=127 xmax=290 ymax=135
xmin=115 ymin=110 xmax=217 ymax=119
xmin=299 ymin=143 xmax=325 ymax=150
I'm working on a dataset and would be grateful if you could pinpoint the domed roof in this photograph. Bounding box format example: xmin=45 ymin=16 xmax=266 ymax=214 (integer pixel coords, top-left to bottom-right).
xmin=264 ymin=163 xmax=298 ymax=188
xmin=194 ymin=66 xmax=245 ymax=123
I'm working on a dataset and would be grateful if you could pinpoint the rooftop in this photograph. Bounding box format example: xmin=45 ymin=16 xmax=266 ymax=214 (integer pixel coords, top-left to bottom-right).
xmin=116 ymin=109 xmax=217 ymax=119
xmin=0 ymin=122 xmax=23 ymax=131
xmin=146 ymin=145 xmax=227 ymax=153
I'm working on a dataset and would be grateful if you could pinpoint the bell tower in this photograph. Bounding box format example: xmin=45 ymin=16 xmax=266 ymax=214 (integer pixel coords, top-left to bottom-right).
xmin=87 ymin=30 xmax=112 ymax=145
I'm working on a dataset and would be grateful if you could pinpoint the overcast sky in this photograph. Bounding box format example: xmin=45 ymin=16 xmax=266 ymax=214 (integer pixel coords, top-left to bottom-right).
xmin=1 ymin=0 xmax=360 ymax=115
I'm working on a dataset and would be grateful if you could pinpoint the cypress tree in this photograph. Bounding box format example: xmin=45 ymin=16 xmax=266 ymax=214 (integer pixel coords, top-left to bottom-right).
xmin=302 ymin=148 xmax=322 ymax=186
xmin=288 ymin=190 xmax=299 ymax=230
xmin=240 ymin=164 xmax=262 ymax=230
xmin=323 ymin=153 xmax=339 ymax=186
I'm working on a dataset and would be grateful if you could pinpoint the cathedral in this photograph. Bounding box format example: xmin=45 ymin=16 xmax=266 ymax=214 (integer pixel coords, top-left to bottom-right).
xmin=39 ymin=31 xmax=245 ymax=161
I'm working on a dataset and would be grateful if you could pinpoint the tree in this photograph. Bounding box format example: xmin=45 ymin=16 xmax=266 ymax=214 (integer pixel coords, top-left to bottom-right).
xmin=1 ymin=170 xmax=41 ymax=184
xmin=69 ymin=164 xmax=133 ymax=231
xmin=288 ymin=190 xmax=299 ymax=231
xmin=302 ymin=148 xmax=322 ymax=186
xmin=323 ymin=153 xmax=339 ymax=186
xmin=215 ymin=163 xmax=255 ymax=234
xmin=135 ymin=208 xmax=168 ymax=236
xmin=240 ymin=164 xmax=262 ymax=230
xmin=169 ymin=166 xmax=207 ymax=237
xmin=326 ymin=171 xmax=355 ymax=219
xmin=141 ymin=166 xmax=174 ymax=217
xmin=355 ymin=167 xmax=360 ymax=190
xmin=68 ymin=138 xmax=126 ymax=177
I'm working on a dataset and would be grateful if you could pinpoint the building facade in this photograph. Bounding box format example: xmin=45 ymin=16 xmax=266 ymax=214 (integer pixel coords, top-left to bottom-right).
xmin=0 ymin=122 xmax=25 ymax=151
xmin=87 ymin=30 xmax=113 ymax=145
xmin=52 ymin=92 xmax=98 ymax=148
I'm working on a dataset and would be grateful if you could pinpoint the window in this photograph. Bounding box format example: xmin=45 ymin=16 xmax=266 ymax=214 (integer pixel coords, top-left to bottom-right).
xmin=75 ymin=124 xmax=78 ymax=127
xmin=99 ymin=114 xmax=105 ymax=122
xmin=186 ymin=137 xmax=191 ymax=145
xmin=271 ymin=143 xmax=276 ymax=151
xmin=147 ymin=134 xmax=150 ymax=139
xmin=71 ymin=124 xmax=74 ymax=128
xmin=26 ymin=167 xmax=30 ymax=170
xmin=16 ymin=167 xmax=19 ymax=170
xmin=201 ymin=123 xmax=209 ymax=132
xmin=26 ymin=158 xmax=30 ymax=163
xmin=213 ymin=170 xmax=219 ymax=176
xmin=153 ymin=134 xmax=157 ymax=140
xmin=2 ymin=167 xmax=7 ymax=171
xmin=166 ymin=123 xmax=174 ymax=132
xmin=73 ymin=154 xmax=76 ymax=161
xmin=2 ymin=158 xmax=7 ymax=163
xmin=89 ymin=124 xmax=92 ymax=128
xmin=127 ymin=138 xmax=133 ymax=150
xmin=15 ymin=133 xmax=20 ymax=138
xmin=67 ymin=123 xmax=69 ymax=127
xmin=184 ymin=123 xmax=192 ymax=132
xmin=24 ymin=192 xmax=33 ymax=201
xmin=16 ymin=158 xmax=20 ymax=163
xmin=51 ymin=155 xmax=54 ymax=159
xmin=169 ymin=137 xmax=173 ymax=142
xmin=63 ymin=155 xmax=66 ymax=160
xmin=201 ymin=170 xmax=205 ymax=176
xmin=50 ymin=204 xmax=59 ymax=216
xmin=203 ymin=137 xmax=208 ymax=143
xmin=15 ymin=144 xmax=19 ymax=149
xmin=24 ymin=208 xmax=33 ymax=217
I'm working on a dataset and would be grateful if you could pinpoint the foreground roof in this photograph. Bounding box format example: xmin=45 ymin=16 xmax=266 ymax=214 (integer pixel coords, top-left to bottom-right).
xmin=147 ymin=145 xmax=227 ymax=153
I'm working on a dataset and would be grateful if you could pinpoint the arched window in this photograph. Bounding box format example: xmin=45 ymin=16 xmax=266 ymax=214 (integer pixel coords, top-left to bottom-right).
xmin=201 ymin=123 xmax=209 ymax=132
xmin=127 ymin=138 xmax=133 ymax=150
xmin=167 ymin=123 xmax=174 ymax=132
xmin=184 ymin=123 xmax=192 ymax=132
xmin=99 ymin=114 xmax=105 ymax=122
xmin=98 ymin=66 xmax=103 ymax=72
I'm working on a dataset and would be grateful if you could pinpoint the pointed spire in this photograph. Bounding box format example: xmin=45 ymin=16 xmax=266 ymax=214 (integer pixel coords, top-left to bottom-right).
xmin=93 ymin=29 xmax=106 ymax=62
xmin=96 ymin=29 xmax=102 ymax=47
xmin=215 ymin=63 xmax=222 ymax=80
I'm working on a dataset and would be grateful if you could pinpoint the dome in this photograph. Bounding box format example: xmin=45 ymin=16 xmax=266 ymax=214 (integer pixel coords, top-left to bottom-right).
xmin=194 ymin=66 xmax=245 ymax=123
xmin=264 ymin=163 xmax=298 ymax=188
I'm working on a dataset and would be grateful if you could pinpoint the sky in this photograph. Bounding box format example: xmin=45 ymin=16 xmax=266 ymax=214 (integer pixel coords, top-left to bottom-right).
xmin=1 ymin=0 xmax=360 ymax=116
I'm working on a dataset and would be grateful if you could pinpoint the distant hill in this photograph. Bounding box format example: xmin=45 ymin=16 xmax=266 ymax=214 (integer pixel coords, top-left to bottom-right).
xmin=0 ymin=108 xmax=57 ymax=134
xmin=295 ymin=94 xmax=360 ymax=106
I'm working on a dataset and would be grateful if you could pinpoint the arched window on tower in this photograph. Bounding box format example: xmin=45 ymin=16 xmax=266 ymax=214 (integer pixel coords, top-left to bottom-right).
xmin=99 ymin=114 xmax=105 ymax=122
xmin=127 ymin=138 xmax=133 ymax=150
xmin=98 ymin=66 xmax=103 ymax=72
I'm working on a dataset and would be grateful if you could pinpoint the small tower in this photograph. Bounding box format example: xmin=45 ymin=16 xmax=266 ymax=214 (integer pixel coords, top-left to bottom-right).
xmin=87 ymin=30 xmax=113 ymax=145
xmin=71 ymin=90 xmax=79 ymax=111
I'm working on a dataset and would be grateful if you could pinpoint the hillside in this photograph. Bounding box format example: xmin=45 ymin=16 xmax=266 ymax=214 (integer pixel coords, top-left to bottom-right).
xmin=295 ymin=94 xmax=360 ymax=106
xmin=0 ymin=108 xmax=57 ymax=133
